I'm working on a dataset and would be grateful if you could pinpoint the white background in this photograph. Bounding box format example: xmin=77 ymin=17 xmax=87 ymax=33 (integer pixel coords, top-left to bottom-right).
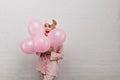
xmin=0 ymin=0 xmax=120 ymax=80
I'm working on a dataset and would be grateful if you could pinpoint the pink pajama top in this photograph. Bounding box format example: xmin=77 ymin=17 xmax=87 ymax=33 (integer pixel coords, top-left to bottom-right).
xmin=36 ymin=45 xmax=64 ymax=76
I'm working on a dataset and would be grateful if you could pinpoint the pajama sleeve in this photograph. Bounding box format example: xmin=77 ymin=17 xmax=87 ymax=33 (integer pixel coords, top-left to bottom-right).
xmin=50 ymin=45 xmax=64 ymax=61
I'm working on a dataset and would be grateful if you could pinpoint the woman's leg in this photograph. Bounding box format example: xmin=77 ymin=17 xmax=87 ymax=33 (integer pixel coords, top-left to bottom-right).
xmin=43 ymin=74 xmax=55 ymax=80
xmin=38 ymin=71 xmax=44 ymax=80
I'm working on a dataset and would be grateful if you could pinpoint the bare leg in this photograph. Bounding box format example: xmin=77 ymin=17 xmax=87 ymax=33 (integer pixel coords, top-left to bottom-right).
xmin=38 ymin=71 xmax=44 ymax=80
xmin=43 ymin=74 xmax=55 ymax=80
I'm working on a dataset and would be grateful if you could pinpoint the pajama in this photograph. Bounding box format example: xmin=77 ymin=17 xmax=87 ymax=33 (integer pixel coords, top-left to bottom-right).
xmin=36 ymin=45 xmax=64 ymax=80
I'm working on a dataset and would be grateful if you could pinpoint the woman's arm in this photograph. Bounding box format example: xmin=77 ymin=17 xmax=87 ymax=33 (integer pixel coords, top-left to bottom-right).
xmin=50 ymin=45 xmax=64 ymax=61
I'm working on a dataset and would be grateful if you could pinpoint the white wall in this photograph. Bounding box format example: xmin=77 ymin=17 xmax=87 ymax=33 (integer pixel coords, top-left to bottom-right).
xmin=0 ymin=0 xmax=120 ymax=80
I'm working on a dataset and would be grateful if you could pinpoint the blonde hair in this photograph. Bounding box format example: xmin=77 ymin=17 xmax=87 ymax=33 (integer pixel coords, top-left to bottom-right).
xmin=45 ymin=19 xmax=57 ymax=29
xmin=51 ymin=19 xmax=57 ymax=29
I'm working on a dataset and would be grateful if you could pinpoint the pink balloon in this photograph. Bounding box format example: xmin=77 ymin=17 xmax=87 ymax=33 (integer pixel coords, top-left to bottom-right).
xmin=20 ymin=37 xmax=35 ymax=54
xmin=28 ymin=20 xmax=45 ymax=36
xmin=48 ymin=28 xmax=66 ymax=47
xmin=33 ymin=35 xmax=50 ymax=52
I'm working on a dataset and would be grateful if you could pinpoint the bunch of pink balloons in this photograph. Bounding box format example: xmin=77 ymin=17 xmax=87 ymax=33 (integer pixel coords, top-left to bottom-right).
xmin=48 ymin=28 xmax=66 ymax=47
xmin=20 ymin=20 xmax=66 ymax=54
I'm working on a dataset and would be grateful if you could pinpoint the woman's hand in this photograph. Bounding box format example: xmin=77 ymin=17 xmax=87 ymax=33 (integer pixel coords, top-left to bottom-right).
xmin=48 ymin=47 xmax=54 ymax=52
xmin=44 ymin=47 xmax=54 ymax=55
xmin=36 ymin=52 xmax=41 ymax=56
